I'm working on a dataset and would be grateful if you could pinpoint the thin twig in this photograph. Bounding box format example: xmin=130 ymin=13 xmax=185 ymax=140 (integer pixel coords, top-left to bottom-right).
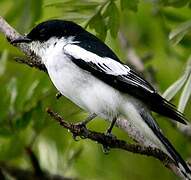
xmin=0 ymin=16 xmax=45 ymax=72
xmin=25 ymin=147 xmax=44 ymax=177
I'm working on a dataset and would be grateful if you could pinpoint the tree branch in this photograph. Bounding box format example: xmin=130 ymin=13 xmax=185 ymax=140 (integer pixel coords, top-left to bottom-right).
xmin=0 ymin=16 xmax=188 ymax=179
xmin=25 ymin=147 xmax=44 ymax=177
xmin=46 ymin=108 xmax=186 ymax=179
xmin=0 ymin=16 xmax=46 ymax=72
xmin=46 ymin=108 xmax=168 ymax=159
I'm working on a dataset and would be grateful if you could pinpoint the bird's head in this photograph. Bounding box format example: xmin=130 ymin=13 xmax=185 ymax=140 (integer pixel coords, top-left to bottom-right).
xmin=11 ymin=19 xmax=84 ymax=58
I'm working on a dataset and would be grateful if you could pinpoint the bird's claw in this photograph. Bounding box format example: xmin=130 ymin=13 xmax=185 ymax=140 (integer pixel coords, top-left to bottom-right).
xmin=102 ymin=144 xmax=110 ymax=154
xmin=105 ymin=132 xmax=116 ymax=139
xmin=56 ymin=92 xmax=62 ymax=99
xmin=72 ymin=122 xmax=89 ymax=140
xmin=72 ymin=133 xmax=80 ymax=141
xmin=101 ymin=132 xmax=116 ymax=154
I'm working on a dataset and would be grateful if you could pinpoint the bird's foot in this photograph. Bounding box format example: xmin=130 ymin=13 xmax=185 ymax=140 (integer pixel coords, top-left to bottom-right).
xmin=102 ymin=132 xmax=116 ymax=154
xmin=72 ymin=113 xmax=96 ymax=141
xmin=56 ymin=92 xmax=62 ymax=99
xmin=102 ymin=144 xmax=110 ymax=154
xmin=72 ymin=122 xmax=89 ymax=141
xmin=105 ymin=131 xmax=117 ymax=139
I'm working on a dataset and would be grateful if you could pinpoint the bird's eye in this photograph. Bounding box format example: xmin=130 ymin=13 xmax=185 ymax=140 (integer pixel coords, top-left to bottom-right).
xmin=39 ymin=28 xmax=46 ymax=34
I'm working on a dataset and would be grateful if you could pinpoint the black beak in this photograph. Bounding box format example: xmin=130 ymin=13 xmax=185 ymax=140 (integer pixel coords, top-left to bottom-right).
xmin=11 ymin=36 xmax=32 ymax=44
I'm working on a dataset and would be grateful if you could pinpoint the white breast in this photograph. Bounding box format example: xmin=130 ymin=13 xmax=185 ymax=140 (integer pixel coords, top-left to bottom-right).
xmin=42 ymin=42 xmax=122 ymax=120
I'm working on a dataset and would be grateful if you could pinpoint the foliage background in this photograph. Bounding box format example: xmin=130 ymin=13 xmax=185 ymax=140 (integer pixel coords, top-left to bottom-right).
xmin=0 ymin=0 xmax=191 ymax=179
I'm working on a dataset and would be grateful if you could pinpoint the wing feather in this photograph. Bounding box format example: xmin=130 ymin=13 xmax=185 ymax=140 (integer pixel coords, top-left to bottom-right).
xmin=64 ymin=44 xmax=187 ymax=124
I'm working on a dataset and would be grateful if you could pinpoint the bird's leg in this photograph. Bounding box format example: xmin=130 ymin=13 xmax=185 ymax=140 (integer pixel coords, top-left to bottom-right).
xmin=102 ymin=117 xmax=117 ymax=154
xmin=73 ymin=113 xmax=97 ymax=140
xmin=56 ymin=92 xmax=62 ymax=99
xmin=78 ymin=113 xmax=97 ymax=126
xmin=106 ymin=117 xmax=117 ymax=135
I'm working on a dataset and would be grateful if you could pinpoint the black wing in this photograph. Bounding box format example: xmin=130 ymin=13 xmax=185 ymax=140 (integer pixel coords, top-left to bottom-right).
xmin=74 ymin=31 xmax=121 ymax=62
xmin=64 ymin=44 xmax=187 ymax=125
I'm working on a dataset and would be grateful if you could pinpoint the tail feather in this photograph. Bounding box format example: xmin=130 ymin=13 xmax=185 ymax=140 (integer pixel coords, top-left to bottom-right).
xmin=140 ymin=110 xmax=191 ymax=179
xmin=155 ymin=129 xmax=191 ymax=179
xmin=150 ymin=94 xmax=188 ymax=125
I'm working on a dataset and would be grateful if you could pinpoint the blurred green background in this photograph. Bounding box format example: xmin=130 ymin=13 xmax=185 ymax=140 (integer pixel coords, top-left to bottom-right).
xmin=0 ymin=0 xmax=191 ymax=179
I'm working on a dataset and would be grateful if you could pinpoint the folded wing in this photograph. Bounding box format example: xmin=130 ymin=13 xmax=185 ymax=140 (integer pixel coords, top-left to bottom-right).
xmin=64 ymin=44 xmax=187 ymax=125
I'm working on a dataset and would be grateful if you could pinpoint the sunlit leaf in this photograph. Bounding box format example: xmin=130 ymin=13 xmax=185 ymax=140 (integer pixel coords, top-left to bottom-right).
xmin=0 ymin=50 xmax=8 ymax=76
xmin=25 ymin=80 xmax=39 ymax=101
xmin=163 ymin=55 xmax=191 ymax=101
xmin=7 ymin=78 xmax=18 ymax=115
xmin=162 ymin=73 xmax=188 ymax=101
xmin=169 ymin=19 xmax=191 ymax=45
xmin=38 ymin=138 xmax=59 ymax=173
xmin=178 ymin=73 xmax=191 ymax=112
xmin=120 ymin=0 xmax=139 ymax=11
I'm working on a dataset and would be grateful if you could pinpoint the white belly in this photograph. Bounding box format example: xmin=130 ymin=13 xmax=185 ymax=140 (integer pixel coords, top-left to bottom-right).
xmin=45 ymin=56 xmax=166 ymax=152
xmin=44 ymin=53 xmax=122 ymax=120
xmin=43 ymin=48 xmax=167 ymax=153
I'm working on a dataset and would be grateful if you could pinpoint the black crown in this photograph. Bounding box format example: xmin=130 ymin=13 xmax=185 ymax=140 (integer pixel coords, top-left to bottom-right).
xmin=27 ymin=19 xmax=85 ymax=42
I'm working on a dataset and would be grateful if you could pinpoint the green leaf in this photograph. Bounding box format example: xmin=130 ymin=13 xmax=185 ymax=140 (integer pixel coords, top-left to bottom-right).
xmin=178 ymin=73 xmax=191 ymax=112
xmin=162 ymin=73 xmax=188 ymax=101
xmin=169 ymin=19 xmax=191 ymax=45
xmin=163 ymin=55 xmax=191 ymax=101
xmin=31 ymin=0 xmax=42 ymax=23
xmin=5 ymin=0 xmax=25 ymax=22
xmin=14 ymin=110 xmax=33 ymax=130
xmin=0 ymin=128 xmax=12 ymax=137
xmin=7 ymin=78 xmax=18 ymax=114
xmin=159 ymin=0 xmax=189 ymax=8
xmin=120 ymin=0 xmax=139 ymax=11
xmin=0 ymin=50 xmax=8 ymax=76
xmin=25 ymin=80 xmax=39 ymax=102
xmin=161 ymin=10 xmax=187 ymax=23
xmin=0 ymin=135 xmax=24 ymax=161
xmin=32 ymin=102 xmax=46 ymax=132
xmin=88 ymin=12 xmax=107 ymax=41
xmin=45 ymin=1 xmax=98 ymax=10
xmin=103 ymin=2 xmax=120 ymax=38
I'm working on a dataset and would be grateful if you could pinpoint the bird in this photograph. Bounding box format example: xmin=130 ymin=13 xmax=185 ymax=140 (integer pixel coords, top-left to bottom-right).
xmin=11 ymin=19 xmax=191 ymax=178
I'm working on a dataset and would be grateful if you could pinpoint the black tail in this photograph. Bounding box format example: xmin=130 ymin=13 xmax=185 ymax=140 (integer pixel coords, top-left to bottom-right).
xmin=140 ymin=110 xmax=191 ymax=179
xmin=155 ymin=129 xmax=191 ymax=179
xmin=150 ymin=93 xmax=188 ymax=125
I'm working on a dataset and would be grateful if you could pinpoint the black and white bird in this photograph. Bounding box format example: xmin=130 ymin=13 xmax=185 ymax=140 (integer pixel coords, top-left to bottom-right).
xmin=11 ymin=19 xmax=191 ymax=178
